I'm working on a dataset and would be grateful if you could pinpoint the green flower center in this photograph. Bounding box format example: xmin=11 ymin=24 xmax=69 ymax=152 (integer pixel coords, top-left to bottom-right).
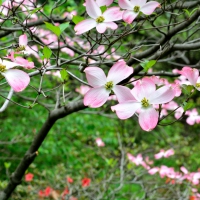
xmin=15 ymin=45 xmax=25 ymax=52
xmin=141 ymin=97 xmax=149 ymax=108
xmin=105 ymin=81 xmax=113 ymax=90
xmin=133 ymin=6 xmax=140 ymax=13
xmin=0 ymin=64 xmax=6 ymax=72
xmin=96 ymin=16 xmax=105 ymax=23
xmin=196 ymin=83 xmax=200 ymax=88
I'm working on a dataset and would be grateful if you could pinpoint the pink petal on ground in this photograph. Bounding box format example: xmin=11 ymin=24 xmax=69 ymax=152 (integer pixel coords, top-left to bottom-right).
xmin=130 ymin=0 xmax=146 ymax=7
xmin=113 ymin=85 xmax=136 ymax=103
xmin=3 ymin=69 xmax=30 ymax=92
xmin=178 ymin=66 xmax=199 ymax=86
xmin=122 ymin=10 xmax=138 ymax=24
xmin=107 ymin=60 xmax=133 ymax=84
xmin=86 ymin=0 xmax=102 ymax=19
xmin=96 ymin=0 xmax=113 ymax=7
xmin=84 ymin=67 xmax=107 ymax=87
xmin=96 ymin=23 xmax=107 ymax=33
xmin=119 ymin=0 xmax=133 ymax=9
xmin=103 ymin=7 xmax=122 ymax=22
xmin=111 ymin=101 xmax=141 ymax=119
xmin=19 ymin=34 xmax=28 ymax=46
xmin=83 ymin=86 xmax=110 ymax=108
xmin=74 ymin=19 xmax=97 ymax=35
xmin=149 ymin=85 xmax=175 ymax=104
xmin=139 ymin=107 xmax=158 ymax=131
xmin=131 ymin=77 xmax=156 ymax=101
xmin=140 ymin=1 xmax=160 ymax=15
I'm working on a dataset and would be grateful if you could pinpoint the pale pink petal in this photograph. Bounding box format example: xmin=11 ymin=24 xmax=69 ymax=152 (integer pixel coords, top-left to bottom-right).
xmin=96 ymin=23 xmax=107 ymax=33
xmin=1 ymin=60 xmax=22 ymax=69
xmin=112 ymin=85 xmax=136 ymax=103
xmin=119 ymin=0 xmax=133 ymax=9
xmin=164 ymin=149 xmax=174 ymax=158
xmin=122 ymin=10 xmax=138 ymax=24
xmin=130 ymin=0 xmax=146 ymax=7
xmin=96 ymin=0 xmax=113 ymax=7
xmin=103 ymin=7 xmax=122 ymax=22
xmin=140 ymin=1 xmax=160 ymax=15
xmin=179 ymin=67 xmax=199 ymax=86
xmin=86 ymin=0 xmax=102 ymax=19
xmin=107 ymin=60 xmax=133 ymax=84
xmin=111 ymin=101 xmax=141 ymax=119
xmin=148 ymin=167 xmax=159 ymax=175
xmin=84 ymin=87 xmax=110 ymax=108
xmin=3 ymin=69 xmax=30 ymax=92
xmin=15 ymin=57 xmax=35 ymax=69
xmin=74 ymin=19 xmax=97 ymax=35
xmin=139 ymin=107 xmax=158 ymax=131
xmin=103 ymin=22 xmax=118 ymax=30
xmin=149 ymin=85 xmax=175 ymax=104
xmin=84 ymin=67 xmax=107 ymax=87
xmin=19 ymin=34 xmax=28 ymax=46
xmin=154 ymin=151 xmax=164 ymax=159
xmin=131 ymin=77 xmax=156 ymax=101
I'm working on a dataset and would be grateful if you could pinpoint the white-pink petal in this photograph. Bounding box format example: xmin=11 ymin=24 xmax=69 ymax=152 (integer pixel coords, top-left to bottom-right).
xmin=3 ymin=69 xmax=30 ymax=92
xmin=141 ymin=1 xmax=160 ymax=15
xmin=86 ymin=0 xmax=102 ymax=19
xmin=74 ymin=19 xmax=97 ymax=35
xmin=139 ymin=107 xmax=158 ymax=131
xmin=119 ymin=0 xmax=133 ymax=10
xmin=149 ymin=85 xmax=175 ymax=104
xmin=19 ymin=34 xmax=28 ymax=46
xmin=107 ymin=60 xmax=133 ymax=84
xmin=84 ymin=67 xmax=107 ymax=87
xmin=84 ymin=86 xmax=110 ymax=108
xmin=96 ymin=0 xmax=113 ymax=7
xmin=1 ymin=60 xmax=22 ymax=69
xmin=122 ymin=10 xmax=138 ymax=24
xmin=130 ymin=0 xmax=146 ymax=7
xmin=103 ymin=7 xmax=122 ymax=22
xmin=111 ymin=101 xmax=141 ymax=119
xmin=112 ymin=85 xmax=136 ymax=103
xmin=96 ymin=23 xmax=107 ymax=33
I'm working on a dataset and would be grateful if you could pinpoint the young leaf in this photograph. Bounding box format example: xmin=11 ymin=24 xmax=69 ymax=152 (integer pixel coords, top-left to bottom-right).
xmin=182 ymin=101 xmax=194 ymax=112
xmin=100 ymin=5 xmax=107 ymax=13
xmin=140 ymin=60 xmax=156 ymax=72
xmin=60 ymin=69 xmax=68 ymax=81
xmin=43 ymin=46 xmax=52 ymax=59
xmin=181 ymin=84 xmax=194 ymax=95
xmin=4 ymin=162 xmax=11 ymax=169
xmin=59 ymin=22 xmax=70 ymax=33
xmin=72 ymin=15 xmax=85 ymax=24
xmin=44 ymin=22 xmax=61 ymax=37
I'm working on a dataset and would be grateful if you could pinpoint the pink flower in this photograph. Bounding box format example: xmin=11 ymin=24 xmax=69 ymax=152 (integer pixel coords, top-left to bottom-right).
xmin=67 ymin=177 xmax=73 ymax=183
xmin=186 ymin=109 xmax=200 ymax=125
xmin=127 ymin=153 xmax=143 ymax=165
xmin=84 ymin=60 xmax=134 ymax=108
xmin=84 ymin=0 xmax=113 ymax=7
xmin=25 ymin=173 xmax=34 ymax=182
xmin=95 ymin=138 xmax=105 ymax=147
xmin=179 ymin=67 xmax=200 ymax=91
xmin=111 ymin=77 xmax=175 ymax=131
xmin=119 ymin=0 xmax=160 ymax=24
xmin=75 ymin=0 xmax=122 ymax=34
xmin=82 ymin=178 xmax=91 ymax=187
xmin=154 ymin=149 xmax=174 ymax=159
xmin=44 ymin=186 xmax=52 ymax=197
xmin=76 ymin=85 xmax=91 ymax=95
xmin=17 ymin=34 xmax=28 ymax=52
xmin=61 ymin=187 xmax=69 ymax=199
xmin=0 ymin=59 xmax=30 ymax=92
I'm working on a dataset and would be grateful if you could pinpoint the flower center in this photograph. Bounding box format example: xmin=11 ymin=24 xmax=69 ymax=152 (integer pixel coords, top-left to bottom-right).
xmin=196 ymin=83 xmax=200 ymax=88
xmin=15 ymin=45 xmax=25 ymax=52
xmin=141 ymin=97 xmax=149 ymax=108
xmin=105 ymin=81 xmax=113 ymax=90
xmin=133 ymin=6 xmax=140 ymax=13
xmin=96 ymin=16 xmax=105 ymax=23
xmin=0 ymin=64 xmax=6 ymax=72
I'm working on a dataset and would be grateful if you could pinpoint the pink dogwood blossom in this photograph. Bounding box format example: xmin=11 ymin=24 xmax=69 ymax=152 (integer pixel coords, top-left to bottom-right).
xmin=95 ymin=138 xmax=105 ymax=147
xmin=119 ymin=0 xmax=160 ymax=24
xmin=111 ymin=77 xmax=175 ymax=131
xmin=154 ymin=149 xmax=174 ymax=159
xmin=0 ymin=59 xmax=30 ymax=92
xmin=179 ymin=67 xmax=200 ymax=91
xmin=75 ymin=0 xmax=122 ymax=34
xmin=83 ymin=0 xmax=113 ymax=7
xmin=84 ymin=60 xmax=134 ymax=108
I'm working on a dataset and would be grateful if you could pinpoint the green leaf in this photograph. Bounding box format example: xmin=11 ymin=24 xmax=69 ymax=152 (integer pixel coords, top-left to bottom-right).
xmin=43 ymin=46 xmax=52 ymax=59
xmin=72 ymin=15 xmax=85 ymax=24
xmin=140 ymin=60 xmax=156 ymax=72
xmin=190 ymin=8 xmax=198 ymax=16
xmin=183 ymin=9 xmax=190 ymax=16
xmin=182 ymin=101 xmax=194 ymax=112
xmin=30 ymin=7 xmax=43 ymax=15
xmin=60 ymin=69 xmax=68 ymax=81
xmin=100 ymin=5 xmax=107 ymax=13
xmin=38 ymin=51 xmax=44 ymax=60
xmin=44 ymin=22 xmax=61 ymax=37
xmin=59 ymin=22 xmax=70 ymax=33
xmin=181 ymin=84 xmax=194 ymax=95
xmin=4 ymin=162 xmax=11 ymax=169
